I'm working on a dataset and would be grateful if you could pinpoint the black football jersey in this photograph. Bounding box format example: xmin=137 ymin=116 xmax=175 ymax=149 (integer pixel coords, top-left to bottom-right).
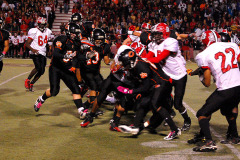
xmin=0 ymin=29 xmax=9 ymax=52
xmin=80 ymin=21 xmax=94 ymax=39
xmin=81 ymin=43 xmax=110 ymax=73
xmin=129 ymin=58 xmax=171 ymax=94
xmin=51 ymin=35 xmax=82 ymax=70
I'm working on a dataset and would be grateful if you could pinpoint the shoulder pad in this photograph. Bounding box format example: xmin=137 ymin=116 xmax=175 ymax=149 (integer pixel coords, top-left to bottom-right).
xmin=81 ymin=39 xmax=94 ymax=50
xmin=53 ymin=35 xmax=67 ymax=47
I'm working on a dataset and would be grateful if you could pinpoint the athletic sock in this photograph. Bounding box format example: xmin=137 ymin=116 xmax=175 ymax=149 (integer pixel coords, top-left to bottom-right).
xmin=74 ymin=99 xmax=83 ymax=109
xmin=42 ymin=92 xmax=49 ymax=101
xmin=158 ymin=107 xmax=178 ymax=132
xmin=199 ymin=118 xmax=212 ymax=140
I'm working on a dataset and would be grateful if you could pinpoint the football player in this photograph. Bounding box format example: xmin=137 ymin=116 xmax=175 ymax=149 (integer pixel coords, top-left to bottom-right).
xmin=80 ymin=52 xmax=136 ymax=131
xmin=18 ymin=31 xmax=27 ymax=59
xmin=70 ymin=12 xmax=95 ymax=40
xmin=0 ymin=18 xmax=10 ymax=74
xmin=190 ymin=30 xmax=240 ymax=152
xmin=123 ymin=23 xmax=151 ymax=57
xmin=25 ymin=17 xmax=52 ymax=91
xmin=10 ymin=32 xmax=19 ymax=58
xmin=78 ymin=28 xmax=110 ymax=119
xmin=81 ymin=45 xmax=181 ymax=139
xmin=140 ymin=23 xmax=192 ymax=131
xmin=33 ymin=23 xmax=87 ymax=117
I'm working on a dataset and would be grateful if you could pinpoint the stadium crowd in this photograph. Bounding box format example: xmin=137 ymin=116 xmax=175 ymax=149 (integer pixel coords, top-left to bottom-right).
xmin=0 ymin=0 xmax=239 ymax=59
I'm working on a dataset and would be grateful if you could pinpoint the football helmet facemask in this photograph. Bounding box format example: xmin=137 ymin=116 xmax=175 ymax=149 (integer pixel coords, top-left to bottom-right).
xmin=37 ymin=17 xmax=47 ymax=32
xmin=117 ymin=45 xmax=138 ymax=70
xmin=151 ymin=23 xmax=170 ymax=44
xmin=92 ymin=28 xmax=106 ymax=47
xmin=70 ymin=13 xmax=83 ymax=25
xmin=65 ymin=22 xmax=81 ymax=40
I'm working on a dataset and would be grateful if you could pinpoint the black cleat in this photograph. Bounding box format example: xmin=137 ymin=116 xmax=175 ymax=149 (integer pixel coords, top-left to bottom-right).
xmin=181 ymin=118 xmax=191 ymax=131
xmin=80 ymin=115 xmax=93 ymax=127
xmin=193 ymin=140 xmax=217 ymax=152
xmin=188 ymin=133 xmax=205 ymax=144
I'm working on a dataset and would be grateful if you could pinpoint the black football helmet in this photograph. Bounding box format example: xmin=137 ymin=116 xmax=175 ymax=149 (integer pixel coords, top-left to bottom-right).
xmin=92 ymin=28 xmax=106 ymax=47
xmin=118 ymin=45 xmax=138 ymax=69
xmin=70 ymin=13 xmax=83 ymax=24
xmin=219 ymin=32 xmax=231 ymax=42
xmin=65 ymin=22 xmax=81 ymax=40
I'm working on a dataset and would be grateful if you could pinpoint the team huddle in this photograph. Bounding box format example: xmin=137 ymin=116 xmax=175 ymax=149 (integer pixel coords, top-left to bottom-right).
xmin=0 ymin=12 xmax=239 ymax=153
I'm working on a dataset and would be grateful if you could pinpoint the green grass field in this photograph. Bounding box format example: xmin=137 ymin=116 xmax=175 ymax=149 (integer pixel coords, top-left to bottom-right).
xmin=1 ymin=58 xmax=240 ymax=160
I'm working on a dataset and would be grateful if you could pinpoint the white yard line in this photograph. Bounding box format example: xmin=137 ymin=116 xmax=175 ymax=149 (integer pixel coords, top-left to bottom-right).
xmin=183 ymin=101 xmax=240 ymax=159
xmin=0 ymin=71 xmax=30 ymax=86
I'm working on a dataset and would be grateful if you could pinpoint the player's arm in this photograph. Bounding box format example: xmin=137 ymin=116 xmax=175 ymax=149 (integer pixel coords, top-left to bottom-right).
xmin=25 ymin=38 xmax=39 ymax=54
xmin=187 ymin=67 xmax=202 ymax=76
xmin=103 ymin=44 xmax=111 ymax=65
xmin=132 ymin=76 xmax=151 ymax=94
xmin=147 ymin=49 xmax=171 ymax=63
xmin=3 ymin=39 xmax=9 ymax=54
xmin=122 ymin=37 xmax=132 ymax=45
xmin=201 ymin=68 xmax=211 ymax=87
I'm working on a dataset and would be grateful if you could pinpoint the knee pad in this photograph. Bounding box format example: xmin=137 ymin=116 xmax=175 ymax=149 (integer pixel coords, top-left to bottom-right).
xmin=196 ymin=108 xmax=206 ymax=118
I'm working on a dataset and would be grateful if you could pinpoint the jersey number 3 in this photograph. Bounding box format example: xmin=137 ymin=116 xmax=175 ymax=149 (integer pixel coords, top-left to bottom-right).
xmin=215 ymin=48 xmax=238 ymax=73
xmin=87 ymin=52 xmax=99 ymax=65
xmin=38 ymin=35 xmax=48 ymax=46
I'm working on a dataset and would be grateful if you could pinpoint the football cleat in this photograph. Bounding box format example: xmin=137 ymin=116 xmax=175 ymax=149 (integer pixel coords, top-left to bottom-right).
xmin=164 ymin=128 xmax=181 ymax=140
xmin=95 ymin=110 xmax=104 ymax=116
xmin=220 ymin=135 xmax=240 ymax=144
xmin=118 ymin=125 xmax=140 ymax=135
xmin=109 ymin=119 xmax=121 ymax=132
xmin=80 ymin=115 xmax=93 ymax=127
xmin=79 ymin=108 xmax=88 ymax=120
xmin=187 ymin=133 xmax=206 ymax=144
xmin=193 ymin=140 xmax=217 ymax=152
xmin=29 ymin=84 xmax=34 ymax=92
xmin=181 ymin=118 xmax=191 ymax=131
xmin=34 ymin=96 xmax=44 ymax=112
xmin=25 ymin=79 xmax=30 ymax=89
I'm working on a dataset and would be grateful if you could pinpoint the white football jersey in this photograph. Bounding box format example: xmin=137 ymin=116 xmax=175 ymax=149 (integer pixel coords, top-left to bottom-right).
xmin=27 ymin=28 xmax=52 ymax=56
xmin=10 ymin=36 xmax=19 ymax=45
xmin=195 ymin=42 xmax=240 ymax=90
xmin=128 ymin=31 xmax=145 ymax=49
xmin=148 ymin=37 xmax=187 ymax=80
xmin=17 ymin=35 xmax=26 ymax=44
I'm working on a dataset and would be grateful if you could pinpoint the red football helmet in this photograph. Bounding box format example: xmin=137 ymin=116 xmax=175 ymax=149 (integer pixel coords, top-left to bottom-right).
xmin=37 ymin=17 xmax=47 ymax=32
xmin=129 ymin=25 xmax=136 ymax=31
xmin=141 ymin=23 xmax=151 ymax=30
xmin=151 ymin=23 xmax=170 ymax=39
xmin=201 ymin=30 xmax=220 ymax=47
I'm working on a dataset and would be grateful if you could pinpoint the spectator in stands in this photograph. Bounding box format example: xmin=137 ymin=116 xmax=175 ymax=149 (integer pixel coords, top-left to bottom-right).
xmin=20 ymin=21 xmax=28 ymax=35
xmin=59 ymin=2 xmax=63 ymax=13
xmin=28 ymin=19 xmax=36 ymax=30
xmin=63 ymin=0 xmax=69 ymax=14
xmin=10 ymin=22 xmax=19 ymax=34
xmin=60 ymin=22 xmax=65 ymax=34
xmin=72 ymin=5 xmax=78 ymax=14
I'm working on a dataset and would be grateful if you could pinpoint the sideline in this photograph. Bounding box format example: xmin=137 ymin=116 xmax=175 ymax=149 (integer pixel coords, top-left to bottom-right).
xmin=0 ymin=71 xmax=30 ymax=86
xmin=183 ymin=102 xmax=240 ymax=159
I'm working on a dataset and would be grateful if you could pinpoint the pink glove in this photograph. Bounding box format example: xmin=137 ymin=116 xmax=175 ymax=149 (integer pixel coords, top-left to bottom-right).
xmin=117 ymin=86 xmax=133 ymax=94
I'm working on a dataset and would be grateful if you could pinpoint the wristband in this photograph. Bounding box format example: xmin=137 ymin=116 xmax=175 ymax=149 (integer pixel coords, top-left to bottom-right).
xmin=128 ymin=31 xmax=133 ymax=35
xmin=2 ymin=51 xmax=6 ymax=55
